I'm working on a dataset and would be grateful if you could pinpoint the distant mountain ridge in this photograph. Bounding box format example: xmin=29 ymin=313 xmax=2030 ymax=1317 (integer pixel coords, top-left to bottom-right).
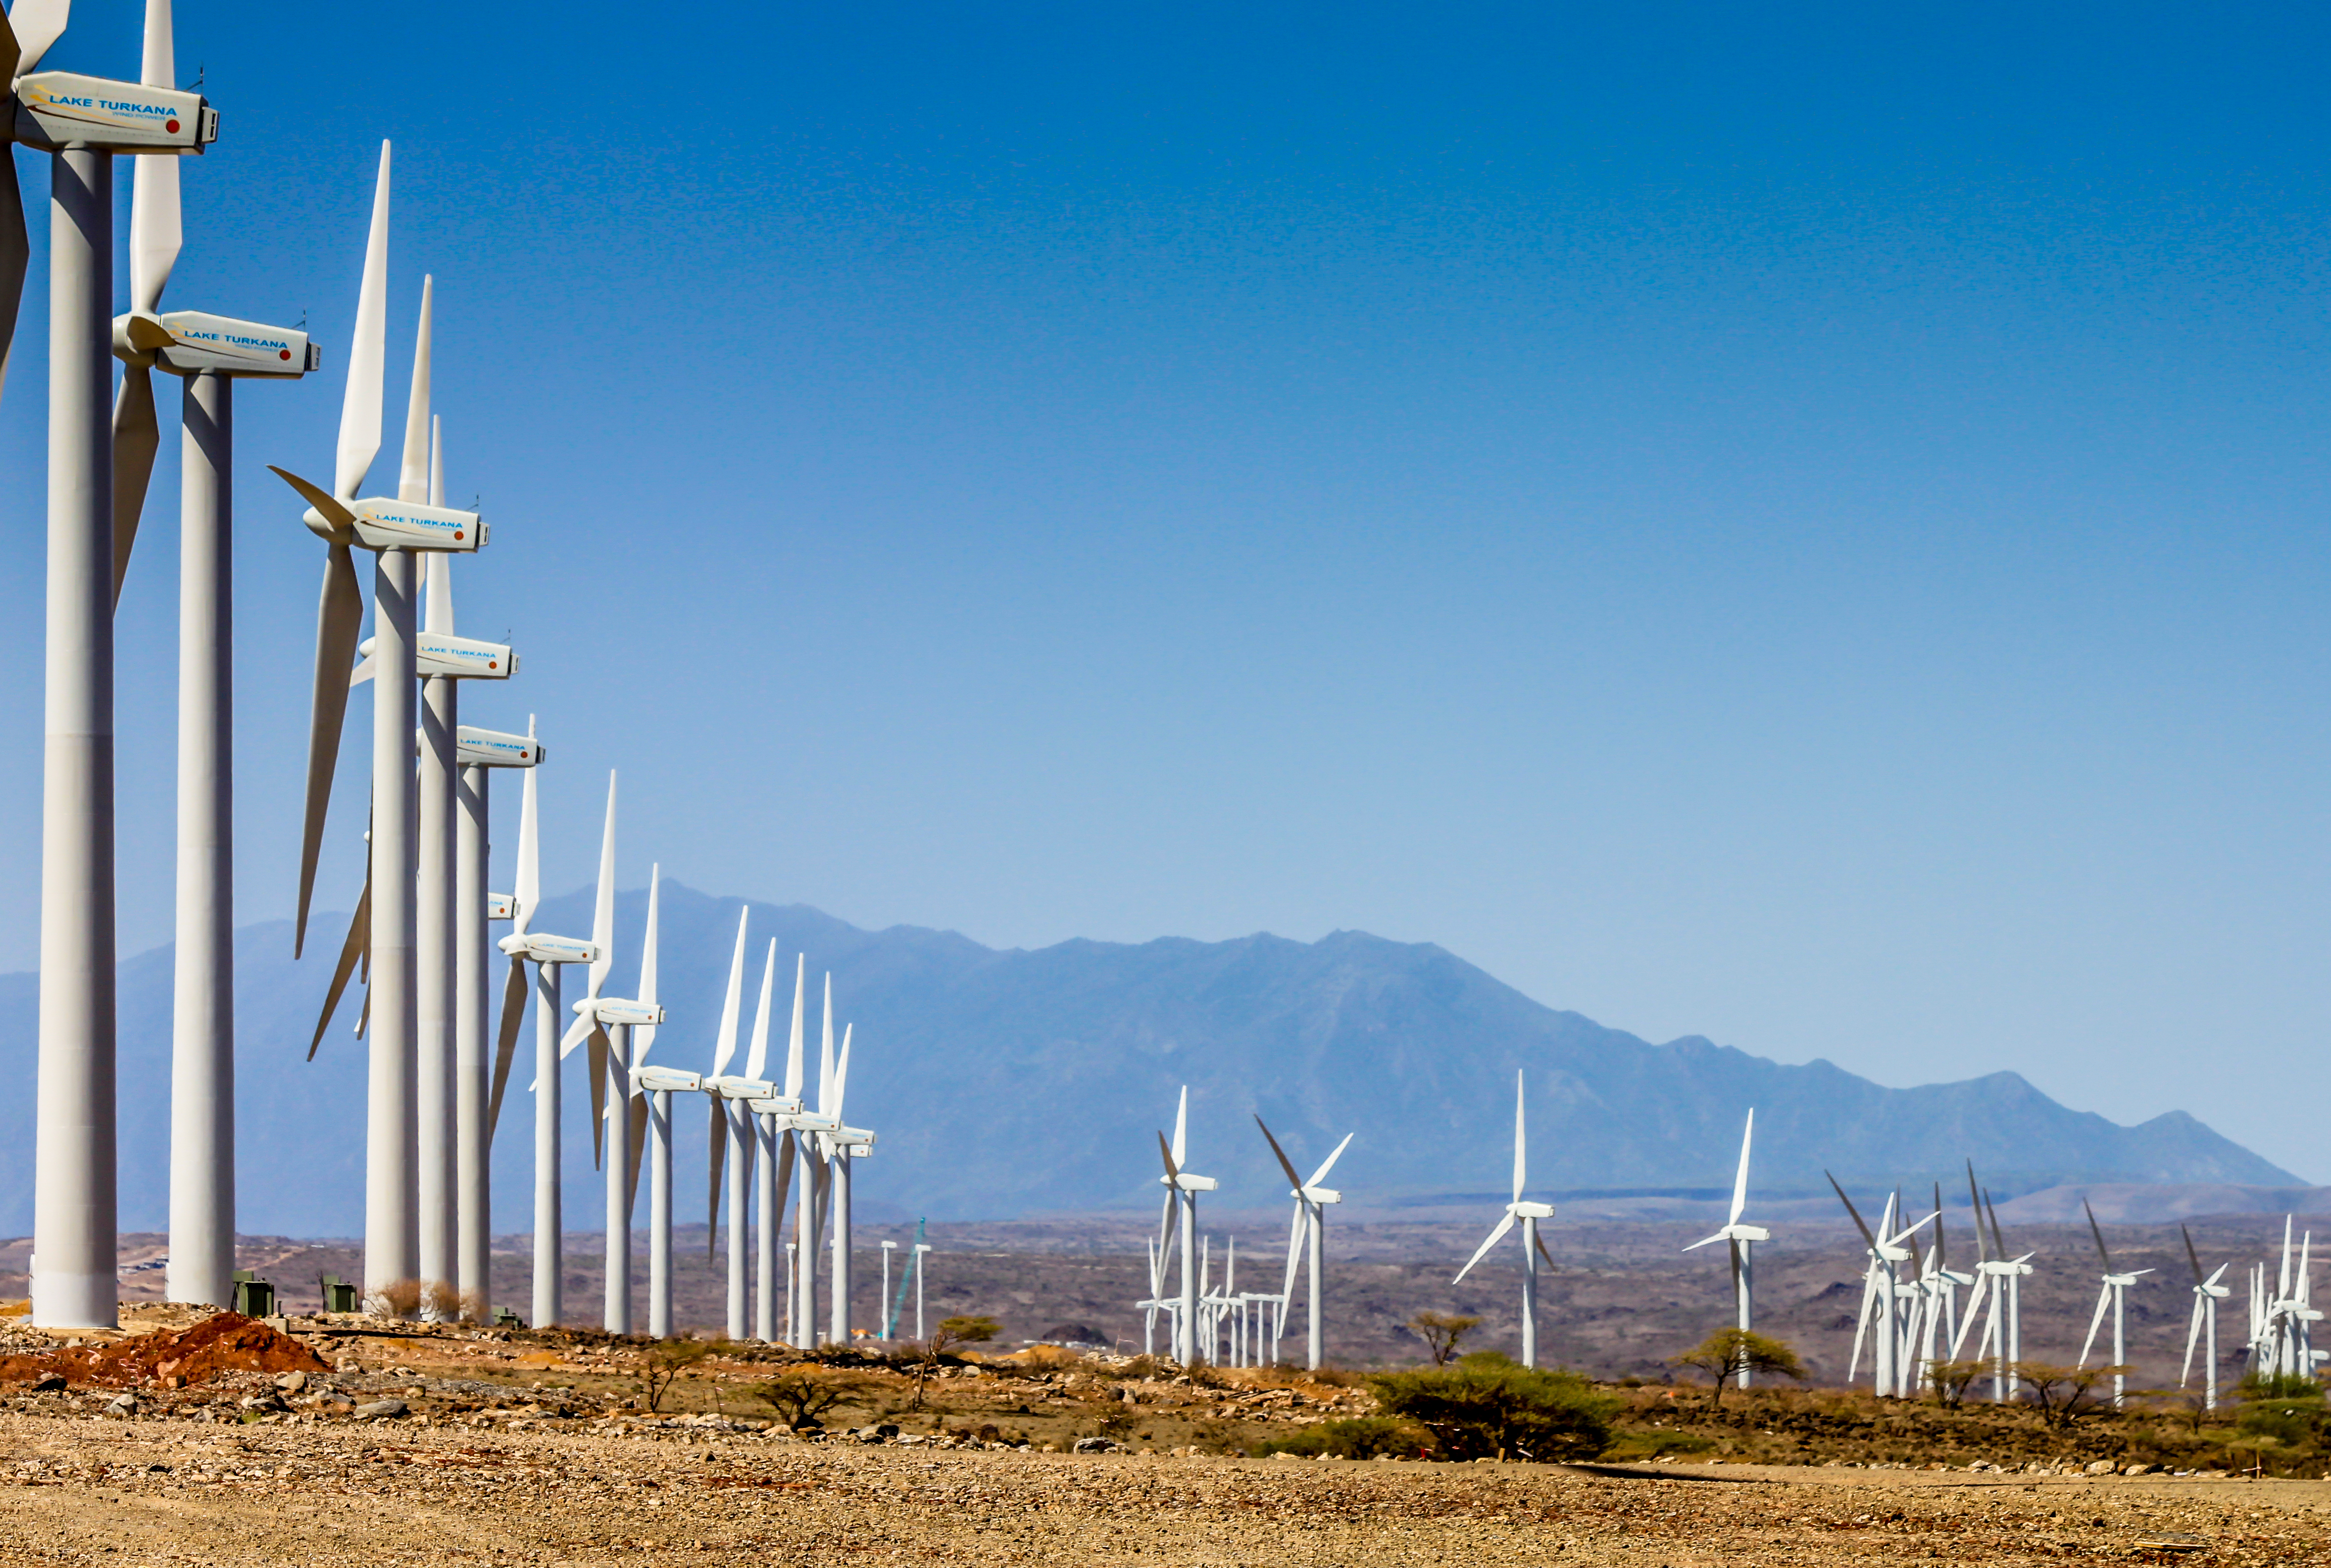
xmin=0 ymin=882 xmax=2293 ymax=1234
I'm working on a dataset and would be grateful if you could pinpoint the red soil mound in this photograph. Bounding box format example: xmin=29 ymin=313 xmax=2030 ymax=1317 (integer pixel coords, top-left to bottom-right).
xmin=0 ymin=1312 xmax=329 ymax=1389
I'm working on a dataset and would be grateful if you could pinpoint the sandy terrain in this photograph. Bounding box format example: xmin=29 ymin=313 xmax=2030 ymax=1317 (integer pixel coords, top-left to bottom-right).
xmin=0 ymin=1410 xmax=2326 ymax=1566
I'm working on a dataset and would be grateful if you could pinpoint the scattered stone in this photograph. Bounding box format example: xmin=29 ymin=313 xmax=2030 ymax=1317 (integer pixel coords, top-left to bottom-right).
xmin=274 ymin=1371 xmax=308 ymax=1393
xmin=1072 ymin=1436 xmax=1121 ymax=1454
xmin=354 ymin=1398 xmax=409 ymax=1419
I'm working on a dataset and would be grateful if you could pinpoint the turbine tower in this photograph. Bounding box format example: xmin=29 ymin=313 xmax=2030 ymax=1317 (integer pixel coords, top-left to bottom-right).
xmin=1683 ymin=1110 xmax=1770 ymax=1388
xmin=701 ymin=910 xmax=774 ymax=1340
xmin=2076 ymin=1198 xmax=2150 ymax=1409
xmin=272 ymin=142 xmax=486 ymax=1298
xmin=103 ymin=0 xmax=317 ymax=1316
xmin=1451 ymin=1071 xmax=1557 ymax=1369
xmin=452 ymin=720 xmax=540 ymax=1315
xmin=17 ymin=0 xmax=221 ymax=1331
xmin=747 ymin=956 xmax=808 ymax=1343
xmin=2180 ymin=1223 xmax=2232 ymax=1411
xmin=489 ymin=728 xmax=595 ymax=1326
xmin=1254 ymin=1116 xmax=1352 ymax=1372
xmin=1154 ymin=1088 xmax=1215 ymax=1366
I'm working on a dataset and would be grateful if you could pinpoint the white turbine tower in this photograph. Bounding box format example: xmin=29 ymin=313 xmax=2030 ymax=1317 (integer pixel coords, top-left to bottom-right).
xmin=629 ymin=879 xmax=700 ymax=1341
xmin=1254 ymin=1116 xmax=1352 ymax=1372
xmin=489 ymin=728 xmax=596 ymax=1327
xmin=701 ymin=913 xmax=768 ymax=1338
xmin=2180 ymin=1223 xmax=2231 ymax=1411
xmin=1154 ymin=1088 xmax=1216 ymax=1366
xmin=20 ymin=0 xmax=220 ymax=1330
xmin=565 ymin=844 xmax=665 ymax=1336
xmin=2076 ymin=1198 xmax=2150 ymax=1409
xmin=1452 ymin=1072 xmax=1558 ymax=1369
xmin=1683 ymin=1110 xmax=1770 ymax=1388
xmin=744 ymin=951 xmax=805 ymax=1343
xmin=272 ymin=142 xmax=485 ymax=1299
xmin=451 ymin=720 xmax=540 ymax=1315
xmin=103 ymin=0 xmax=316 ymax=1317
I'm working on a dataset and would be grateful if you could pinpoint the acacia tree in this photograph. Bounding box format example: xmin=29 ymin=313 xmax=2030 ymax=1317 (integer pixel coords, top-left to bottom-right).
xmin=1924 ymin=1358 xmax=1989 ymax=1412
xmin=912 ymin=1315 xmax=999 ymax=1411
xmin=1408 ymin=1312 xmax=1484 ymax=1368
xmin=2014 ymin=1362 xmax=2124 ymax=1429
xmin=1669 ymin=1329 xmax=1805 ymax=1408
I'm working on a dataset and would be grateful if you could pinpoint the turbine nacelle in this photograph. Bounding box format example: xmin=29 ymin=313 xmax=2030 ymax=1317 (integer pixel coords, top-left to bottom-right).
xmin=581 ymin=996 xmax=665 ymax=1029
xmin=1298 ymin=1185 xmax=1342 ymax=1205
xmin=13 ymin=74 xmax=216 ymax=154
xmin=112 ymin=310 xmax=318 ymax=376
xmin=457 ymin=727 xmax=543 ymax=769
xmin=635 ymin=1066 xmax=701 ymax=1094
xmin=745 ymin=1095 xmax=802 ymax=1116
xmin=366 ymin=633 xmax=516 ymax=682
xmin=1510 ymin=1201 xmax=1556 ymax=1220
xmin=487 ymin=892 xmax=514 ymax=920
xmin=1684 ymin=1222 xmax=1770 ymax=1251
xmin=497 ymin=931 xmax=595 ymax=966
xmin=705 ymin=1075 xmax=777 ymax=1103
xmin=1161 ymin=1172 xmax=1219 ymax=1193
xmin=273 ymin=465 xmax=484 ymax=552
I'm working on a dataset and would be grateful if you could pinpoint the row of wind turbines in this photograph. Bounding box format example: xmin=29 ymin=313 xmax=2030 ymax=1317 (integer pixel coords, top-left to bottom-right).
xmin=1135 ymin=1077 xmax=2317 ymax=1402
xmin=7 ymin=0 xmax=889 ymax=1337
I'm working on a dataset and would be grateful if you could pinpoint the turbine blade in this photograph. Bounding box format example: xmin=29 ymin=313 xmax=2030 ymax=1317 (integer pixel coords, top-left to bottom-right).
xmin=306 ymin=866 xmax=371 ymax=1061
xmin=424 ymin=526 xmax=453 ymax=633
xmin=335 ymin=143 xmax=391 ymax=501
xmin=1172 ymin=1085 xmax=1187 ymax=1168
xmin=832 ymin=1024 xmax=851 ymax=1125
xmin=586 ymin=772 xmax=616 ymax=999
xmin=623 ymin=1091 xmax=648 ymax=1219
xmin=130 ymin=0 xmax=180 ymax=311
xmin=1451 ymin=1211 xmax=1516 ymax=1286
xmin=1728 ymin=1108 xmax=1754 ymax=1225
xmin=1511 ymin=1070 xmax=1526 ymax=1204
xmin=587 ymin=1026 xmax=609 ymax=1170
xmin=706 ymin=1099 xmax=725 ymax=1257
xmin=783 ymin=953 xmax=805 ymax=1100
xmin=294 ymin=543 xmax=363 ymax=956
xmin=109 ymin=367 xmax=159 ymax=606
xmin=487 ymin=955 xmax=526 ymax=1139
xmin=1826 ymin=1170 xmax=1876 ymax=1249
xmin=9 ymin=0 xmax=69 ymax=78
xmin=1535 ymin=1228 xmax=1556 ymax=1272
xmin=397 ymin=275 xmax=431 ymax=502
xmin=819 ymin=977 xmax=834 ymax=1115
xmin=1967 ymin=1160 xmax=1987 ymax=1265
xmin=1306 ymin=1131 xmax=1354 ymax=1190
xmin=710 ymin=907 xmax=747 ymax=1076
xmin=1932 ymin=1180 xmax=1947 ymax=1272
xmin=634 ymin=865 xmax=660 ymax=1063
xmin=1156 ymin=1131 xmax=1179 ymax=1182
xmin=558 ymin=1009 xmax=593 ymax=1057
xmin=0 ymin=131 xmax=27 ymax=404
xmin=513 ymin=722 xmax=540 ymax=932
xmin=744 ymin=939 xmax=775 ymax=1082
xmin=1280 ymin=1200 xmax=1305 ymax=1305
xmin=1254 ymin=1115 xmax=1303 ymax=1191
xmin=2182 ymin=1295 xmax=2205 ymax=1386
xmin=2080 ymin=1283 xmax=2111 ymax=1369
xmin=2085 ymin=1197 xmax=2113 ymax=1275
xmin=771 ymin=1127 xmax=796 ymax=1249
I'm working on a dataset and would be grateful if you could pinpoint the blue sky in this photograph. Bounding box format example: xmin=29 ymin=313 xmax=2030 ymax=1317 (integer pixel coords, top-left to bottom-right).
xmin=0 ymin=1 xmax=2328 ymax=1176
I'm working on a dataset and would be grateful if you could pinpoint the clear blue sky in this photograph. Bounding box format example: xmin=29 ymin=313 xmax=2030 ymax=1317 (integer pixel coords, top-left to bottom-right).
xmin=0 ymin=1 xmax=2326 ymax=1176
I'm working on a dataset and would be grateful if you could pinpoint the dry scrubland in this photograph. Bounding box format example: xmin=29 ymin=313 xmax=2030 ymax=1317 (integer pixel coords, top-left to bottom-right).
xmin=0 ymin=1308 xmax=2325 ymax=1562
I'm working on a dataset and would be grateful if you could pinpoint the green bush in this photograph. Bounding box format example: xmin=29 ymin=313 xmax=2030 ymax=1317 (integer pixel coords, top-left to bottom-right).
xmin=1253 ymin=1417 xmax=1422 ymax=1460
xmin=2237 ymin=1399 xmax=2327 ymax=1448
xmin=1366 ymin=1354 xmax=1619 ymax=1463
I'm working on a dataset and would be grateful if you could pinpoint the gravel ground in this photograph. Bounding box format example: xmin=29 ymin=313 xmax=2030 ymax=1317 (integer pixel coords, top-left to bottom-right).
xmin=0 ymin=1411 xmax=2326 ymax=1566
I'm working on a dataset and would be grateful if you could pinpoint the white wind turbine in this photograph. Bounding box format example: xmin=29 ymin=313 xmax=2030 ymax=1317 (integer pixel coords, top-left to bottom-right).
xmin=1154 ymin=1088 xmax=1216 ymax=1366
xmin=1949 ymin=1171 xmax=2033 ymax=1402
xmin=1254 ymin=1116 xmax=1352 ymax=1372
xmin=18 ymin=0 xmax=221 ymax=1330
xmin=450 ymin=719 xmax=541 ymax=1314
xmin=815 ymin=1007 xmax=873 ymax=1348
xmin=629 ymin=882 xmax=701 ymax=1342
xmin=272 ymin=143 xmax=485 ymax=1297
xmin=2076 ymin=1198 xmax=2150 ymax=1409
xmin=1452 ymin=1071 xmax=1558 ymax=1369
xmin=700 ymin=911 xmax=774 ymax=1339
xmin=1683 ymin=1110 xmax=1770 ymax=1388
xmin=488 ymin=729 xmax=596 ymax=1327
xmin=103 ymin=0 xmax=317 ymax=1318
xmin=1829 ymin=1178 xmax=1933 ymax=1397
xmin=745 ymin=951 xmax=807 ymax=1343
xmin=2180 ymin=1224 xmax=2232 ymax=1411
xmin=1912 ymin=1182 xmax=1973 ymax=1387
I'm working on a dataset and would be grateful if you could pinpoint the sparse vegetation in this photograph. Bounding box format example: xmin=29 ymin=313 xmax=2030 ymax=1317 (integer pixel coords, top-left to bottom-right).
xmin=1367 ymin=1353 xmax=1619 ymax=1462
xmin=1254 ymin=1416 xmax=1423 ymax=1459
xmin=2012 ymin=1362 xmax=2124 ymax=1429
xmin=640 ymin=1338 xmax=713 ymax=1413
xmin=909 ymin=1315 xmax=999 ymax=1410
xmin=1669 ymin=1329 xmax=1805 ymax=1408
xmin=1406 ymin=1312 xmax=1483 ymax=1368
xmin=751 ymin=1367 xmax=874 ymax=1429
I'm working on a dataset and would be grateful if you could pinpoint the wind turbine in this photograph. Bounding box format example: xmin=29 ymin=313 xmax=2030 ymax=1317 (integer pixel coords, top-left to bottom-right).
xmin=2076 ymin=1199 xmax=2150 ymax=1409
xmin=489 ymin=730 xmax=596 ymax=1327
xmin=101 ymin=0 xmax=316 ymax=1319
xmin=822 ymin=1021 xmax=875 ymax=1348
xmin=745 ymin=952 xmax=806 ymax=1343
xmin=1950 ymin=1170 xmax=2033 ymax=1402
xmin=628 ymin=886 xmax=700 ymax=1341
xmin=566 ymin=846 xmax=664 ymax=1336
xmin=1254 ymin=1116 xmax=1352 ymax=1372
xmin=1683 ymin=1110 xmax=1770 ymax=1388
xmin=18 ymin=0 xmax=221 ymax=1331
xmin=271 ymin=142 xmax=485 ymax=1298
xmin=451 ymin=720 xmax=541 ymax=1315
xmin=2180 ymin=1223 xmax=2231 ymax=1411
xmin=1154 ymin=1088 xmax=1216 ymax=1366
xmin=700 ymin=911 xmax=773 ymax=1339
xmin=1452 ymin=1071 xmax=1558 ymax=1369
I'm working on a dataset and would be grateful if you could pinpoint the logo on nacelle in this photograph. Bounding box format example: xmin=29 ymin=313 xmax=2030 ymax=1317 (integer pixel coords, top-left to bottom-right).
xmin=456 ymin=727 xmax=543 ymax=769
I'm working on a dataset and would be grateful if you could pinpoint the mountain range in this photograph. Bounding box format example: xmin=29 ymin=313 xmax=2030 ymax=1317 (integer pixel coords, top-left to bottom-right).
xmin=0 ymin=881 xmax=2295 ymax=1236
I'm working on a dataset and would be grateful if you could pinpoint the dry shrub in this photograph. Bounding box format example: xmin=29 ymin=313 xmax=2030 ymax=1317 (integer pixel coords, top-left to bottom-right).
xmin=1012 ymin=1344 xmax=1086 ymax=1372
xmin=365 ymin=1279 xmax=423 ymax=1319
xmin=457 ymin=1287 xmax=491 ymax=1324
xmin=420 ymin=1280 xmax=463 ymax=1320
